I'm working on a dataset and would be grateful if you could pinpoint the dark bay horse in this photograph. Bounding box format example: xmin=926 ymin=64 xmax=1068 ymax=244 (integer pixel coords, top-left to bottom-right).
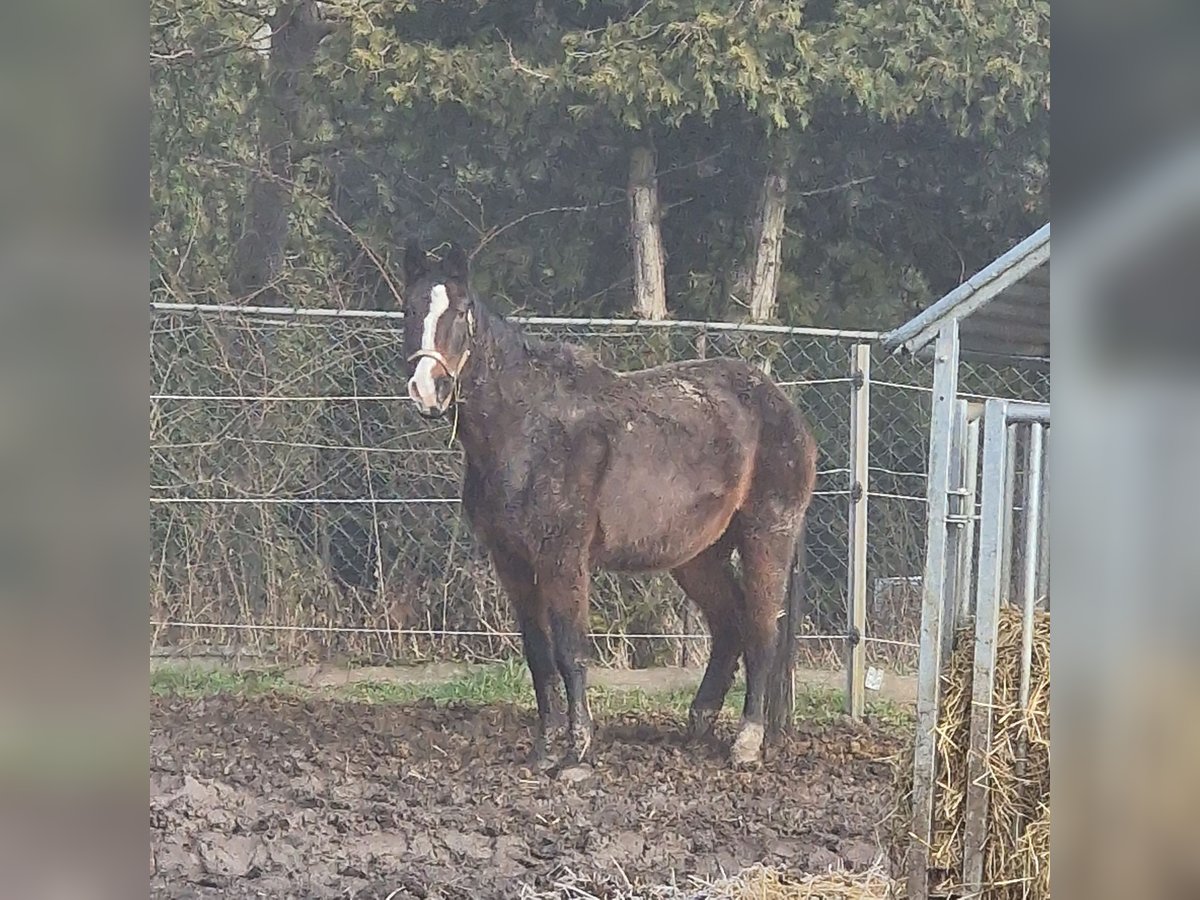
xmin=401 ymin=240 xmax=817 ymax=767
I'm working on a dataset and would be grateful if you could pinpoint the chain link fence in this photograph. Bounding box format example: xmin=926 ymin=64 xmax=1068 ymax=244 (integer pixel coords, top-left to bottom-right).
xmin=150 ymin=304 xmax=1047 ymax=676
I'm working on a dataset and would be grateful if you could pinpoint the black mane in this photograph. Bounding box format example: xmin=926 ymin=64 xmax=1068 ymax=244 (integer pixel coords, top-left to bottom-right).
xmin=473 ymin=299 xmax=601 ymax=377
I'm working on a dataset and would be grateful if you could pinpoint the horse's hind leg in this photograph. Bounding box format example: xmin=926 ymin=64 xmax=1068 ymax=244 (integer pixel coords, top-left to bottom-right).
xmin=671 ymin=539 xmax=743 ymax=739
xmin=732 ymin=524 xmax=798 ymax=766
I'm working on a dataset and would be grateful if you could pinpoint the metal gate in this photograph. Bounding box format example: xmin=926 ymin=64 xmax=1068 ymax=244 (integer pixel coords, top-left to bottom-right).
xmin=908 ymin=394 xmax=1050 ymax=898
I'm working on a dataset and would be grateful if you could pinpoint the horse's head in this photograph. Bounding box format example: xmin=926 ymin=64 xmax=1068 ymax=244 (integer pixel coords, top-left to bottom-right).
xmin=402 ymin=239 xmax=477 ymax=419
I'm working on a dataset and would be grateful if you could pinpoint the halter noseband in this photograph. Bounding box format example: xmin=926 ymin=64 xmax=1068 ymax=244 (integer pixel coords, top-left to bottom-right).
xmin=405 ymin=306 xmax=476 ymax=407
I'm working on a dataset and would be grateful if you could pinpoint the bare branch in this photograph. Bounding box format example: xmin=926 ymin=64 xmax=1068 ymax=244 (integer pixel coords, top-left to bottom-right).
xmin=151 ymin=39 xmax=265 ymax=65
xmin=397 ymin=173 xmax=486 ymax=238
xmin=497 ymin=29 xmax=552 ymax=82
xmin=471 ymin=200 xmax=624 ymax=259
xmin=191 ymin=155 xmax=405 ymax=308
xmin=795 ymin=175 xmax=877 ymax=198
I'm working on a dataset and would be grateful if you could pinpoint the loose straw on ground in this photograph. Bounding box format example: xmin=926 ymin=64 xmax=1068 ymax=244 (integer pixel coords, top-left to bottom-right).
xmin=514 ymin=863 xmax=898 ymax=900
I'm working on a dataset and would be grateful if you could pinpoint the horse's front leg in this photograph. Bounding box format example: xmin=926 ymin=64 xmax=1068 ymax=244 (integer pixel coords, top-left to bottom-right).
xmin=542 ymin=563 xmax=593 ymax=765
xmin=492 ymin=551 xmax=563 ymax=764
xmin=519 ymin=612 xmax=566 ymax=764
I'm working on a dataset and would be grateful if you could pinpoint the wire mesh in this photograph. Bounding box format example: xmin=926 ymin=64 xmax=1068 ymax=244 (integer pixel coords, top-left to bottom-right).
xmin=861 ymin=348 xmax=936 ymax=673
xmin=150 ymin=305 xmax=1047 ymax=675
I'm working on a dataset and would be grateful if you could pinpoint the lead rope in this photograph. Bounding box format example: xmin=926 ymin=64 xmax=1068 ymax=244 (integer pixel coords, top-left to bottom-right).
xmin=448 ymin=393 xmax=461 ymax=447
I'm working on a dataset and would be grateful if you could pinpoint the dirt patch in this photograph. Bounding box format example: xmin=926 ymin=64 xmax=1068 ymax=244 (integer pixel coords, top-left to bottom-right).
xmin=151 ymin=695 xmax=906 ymax=899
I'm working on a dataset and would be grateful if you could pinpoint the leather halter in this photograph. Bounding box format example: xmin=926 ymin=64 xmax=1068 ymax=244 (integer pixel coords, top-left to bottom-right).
xmin=405 ymin=347 xmax=472 ymax=405
xmin=405 ymin=306 xmax=476 ymax=419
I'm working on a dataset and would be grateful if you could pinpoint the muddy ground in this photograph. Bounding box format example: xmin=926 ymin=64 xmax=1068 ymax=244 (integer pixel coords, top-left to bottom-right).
xmin=151 ymin=695 xmax=906 ymax=899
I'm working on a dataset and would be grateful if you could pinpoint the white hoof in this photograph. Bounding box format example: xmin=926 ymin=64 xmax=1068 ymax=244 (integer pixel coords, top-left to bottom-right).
xmin=730 ymin=722 xmax=765 ymax=766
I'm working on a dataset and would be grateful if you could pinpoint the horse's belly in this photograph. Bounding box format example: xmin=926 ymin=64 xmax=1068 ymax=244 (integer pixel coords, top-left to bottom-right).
xmin=592 ymin=483 xmax=742 ymax=572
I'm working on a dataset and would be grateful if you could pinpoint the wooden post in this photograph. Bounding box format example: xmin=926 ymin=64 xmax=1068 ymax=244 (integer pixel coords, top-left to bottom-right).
xmin=962 ymin=399 xmax=1011 ymax=893
xmin=908 ymin=320 xmax=960 ymax=900
xmin=845 ymin=343 xmax=871 ymax=719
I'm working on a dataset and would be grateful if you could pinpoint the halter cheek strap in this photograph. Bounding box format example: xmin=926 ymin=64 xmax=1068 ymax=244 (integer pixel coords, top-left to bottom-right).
xmin=407 ymin=308 xmax=475 ymax=445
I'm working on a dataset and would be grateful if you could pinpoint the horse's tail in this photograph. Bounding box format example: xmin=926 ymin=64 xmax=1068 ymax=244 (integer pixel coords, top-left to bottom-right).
xmin=767 ymin=515 xmax=809 ymax=734
xmin=785 ymin=513 xmax=808 ymax=622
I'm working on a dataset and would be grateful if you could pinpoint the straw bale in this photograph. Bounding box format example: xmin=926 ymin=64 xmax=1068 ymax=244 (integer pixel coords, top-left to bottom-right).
xmin=515 ymin=863 xmax=900 ymax=900
xmin=888 ymin=607 xmax=1050 ymax=899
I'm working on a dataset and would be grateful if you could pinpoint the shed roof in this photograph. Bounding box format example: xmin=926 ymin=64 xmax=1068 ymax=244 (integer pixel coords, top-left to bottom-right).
xmin=880 ymin=223 xmax=1049 ymax=368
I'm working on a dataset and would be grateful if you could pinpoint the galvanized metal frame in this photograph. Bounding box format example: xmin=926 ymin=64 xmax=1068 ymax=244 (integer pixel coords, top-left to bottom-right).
xmin=892 ymin=219 xmax=1051 ymax=900
xmin=961 ymin=399 xmax=1051 ymax=895
xmin=880 ymin=223 xmax=1050 ymax=359
xmin=939 ymin=398 xmax=971 ymax=668
xmin=845 ymin=343 xmax=872 ymax=719
xmin=907 ymin=319 xmax=960 ymax=900
xmin=956 ymin=409 xmax=983 ymax=621
xmin=1015 ymin=423 xmax=1045 ymax=789
xmin=1000 ymin=423 xmax=1018 ymax=605
xmin=961 ymin=399 xmax=1012 ymax=891
xmin=909 ymin=364 xmax=1050 ymax=898
xmin=1036 ymin=429 xmax=1051 ymax=610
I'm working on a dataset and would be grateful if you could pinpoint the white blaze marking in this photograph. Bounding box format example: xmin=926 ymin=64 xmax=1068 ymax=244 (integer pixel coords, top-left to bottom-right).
xmin=410 ymin=284 xmax=450 ymax=408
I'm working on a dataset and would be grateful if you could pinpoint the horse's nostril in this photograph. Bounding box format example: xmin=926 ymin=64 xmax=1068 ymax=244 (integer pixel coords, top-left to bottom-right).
xmin=407 ymin=378 xmax=422 ymax=405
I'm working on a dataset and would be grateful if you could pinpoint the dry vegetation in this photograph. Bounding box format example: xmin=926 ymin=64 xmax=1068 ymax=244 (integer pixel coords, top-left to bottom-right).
xmin=889 ymin=607 xmax=1050 ymax=899
xmin=515 ymin=864 xmax=899 ymax=900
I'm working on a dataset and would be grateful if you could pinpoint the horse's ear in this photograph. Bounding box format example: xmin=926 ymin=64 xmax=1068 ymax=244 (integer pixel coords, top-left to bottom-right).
xmin=444 ymin=243 xmax=470 ymax=282
xmin=403 ymin=238 xmax=427 ymax=283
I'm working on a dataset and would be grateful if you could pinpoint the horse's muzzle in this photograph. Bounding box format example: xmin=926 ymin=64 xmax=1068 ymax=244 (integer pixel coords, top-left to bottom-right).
xmin=407 ymin=373 xmax=454 ymax=419
xmin=415 ymin=401 xmax=452 ymax=420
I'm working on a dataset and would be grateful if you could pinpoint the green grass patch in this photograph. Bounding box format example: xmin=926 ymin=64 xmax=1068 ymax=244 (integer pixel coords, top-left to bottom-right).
xmin=151 ymin=665 xmax=294 ymax=698
xmin=340 ymin=659 xmax=535 ymax=706
xmin=151 ymin=660 xmax=913 ymax=731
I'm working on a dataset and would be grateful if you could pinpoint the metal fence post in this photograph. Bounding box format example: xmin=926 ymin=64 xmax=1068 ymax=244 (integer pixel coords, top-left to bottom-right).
xmin=1036 ymin=427 xmax=1050 ymax=610
xmin=908 ymin=319 xmax=960 ymax=900
xmin=1000 ymin=423 xmax=1018 ymax=604
xmin=845 ymin=343 xmax=871 ymax=719
xmin=963 ymin=398 xmax=1011 ymax=893
xmin=939 ymin=398 xmax=969 ymax=668
xmin=1015 ymin=423 xmax=1045 ymax=788
xmin=956 ymin=406 xmax=983 ymax=621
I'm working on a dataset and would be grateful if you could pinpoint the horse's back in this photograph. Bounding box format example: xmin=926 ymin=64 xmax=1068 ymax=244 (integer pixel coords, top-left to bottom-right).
xmin=587 ymin=355 xmax=813 ymax=571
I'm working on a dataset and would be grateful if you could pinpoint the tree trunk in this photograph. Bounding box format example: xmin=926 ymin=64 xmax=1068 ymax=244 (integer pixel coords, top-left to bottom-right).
xmin=223 ymin=2 xmax=334 ymax=632
xmin=627 ymin=143 xmax=669 ymax=320
xmin=229 ymin=1 xmax=333 ymax=302
xmin=746 ymin=153 xmax=790 ymax=323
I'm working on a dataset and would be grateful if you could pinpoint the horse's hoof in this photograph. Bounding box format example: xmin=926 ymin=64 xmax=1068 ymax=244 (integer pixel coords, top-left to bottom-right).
xmin=528 ymin=732 xmax=558 ymax=770
xmin=729 ymin=722 xmax=765 ymax=767
xmin=556 ymin=763 xmax=593 ymax=784
xmin=567 ymin=723 xmax=593 ymax=765
xmin=687 ymin=707 xmax=719 ymax=740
